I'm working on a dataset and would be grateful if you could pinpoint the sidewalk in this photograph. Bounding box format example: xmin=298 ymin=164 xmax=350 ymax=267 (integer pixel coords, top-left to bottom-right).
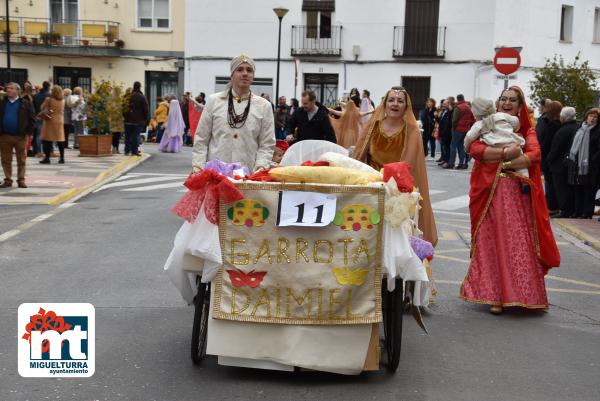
xmin=0 ymin=148 xmax=149 ymax=205
xmin=555 ymin=217 xmax=600 ymax=252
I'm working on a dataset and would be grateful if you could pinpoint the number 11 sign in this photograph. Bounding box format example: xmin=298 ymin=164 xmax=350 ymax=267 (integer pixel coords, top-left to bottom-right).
xmin=276 ymin=191 xmax=337 ymax=227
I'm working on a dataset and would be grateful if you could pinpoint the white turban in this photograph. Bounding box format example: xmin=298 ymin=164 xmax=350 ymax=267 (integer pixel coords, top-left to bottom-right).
xmin=471 ymin=97 xmax=495 ymax=119
xmin=230 ymin=54 xmax=256 ymax=75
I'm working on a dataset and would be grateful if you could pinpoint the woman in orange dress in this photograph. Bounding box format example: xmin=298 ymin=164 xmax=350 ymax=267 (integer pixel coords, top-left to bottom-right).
xmin=354 ymin=86 xmax=437 ymax=247
xmin=461 ymin=86 xmax=560 ymax=314
xmin=328 ymin=100 xmax=373 ymax=149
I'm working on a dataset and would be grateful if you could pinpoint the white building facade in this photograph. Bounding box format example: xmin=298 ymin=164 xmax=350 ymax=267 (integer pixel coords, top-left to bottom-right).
xmin=184 ymin=0 xmax=600 ymax=111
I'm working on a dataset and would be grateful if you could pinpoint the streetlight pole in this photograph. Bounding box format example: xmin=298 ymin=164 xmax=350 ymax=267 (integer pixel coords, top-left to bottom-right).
xmin=4 ymin=0 xmax=12 ymax=83
xmin=273 ymin=7 xmax=288 ymax=104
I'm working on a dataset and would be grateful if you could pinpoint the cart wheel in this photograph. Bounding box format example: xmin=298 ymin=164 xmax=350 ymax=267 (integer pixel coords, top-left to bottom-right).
xmin=191 ymin=278 xmax=210 ymax=365
xmin=383 ymin=277 xmax=404 ymax=372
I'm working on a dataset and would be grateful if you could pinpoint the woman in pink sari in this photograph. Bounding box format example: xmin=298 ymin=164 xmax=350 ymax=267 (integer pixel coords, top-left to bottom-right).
xmin=158 ymin=99 xmax=185 ymax=153
xmin=461 ymin=86 xmax=560 ymax=314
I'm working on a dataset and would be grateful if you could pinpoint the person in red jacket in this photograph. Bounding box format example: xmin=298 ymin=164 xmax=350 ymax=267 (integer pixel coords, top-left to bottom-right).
xmin=460 ymin=86 xmax=560 ymax=315
xmin=443 ymin=94 xmax=475 ymax=169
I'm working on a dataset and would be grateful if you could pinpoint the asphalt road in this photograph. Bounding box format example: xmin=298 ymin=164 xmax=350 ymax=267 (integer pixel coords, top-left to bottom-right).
xmin=1 ymin=145 xmax=599 ymax=401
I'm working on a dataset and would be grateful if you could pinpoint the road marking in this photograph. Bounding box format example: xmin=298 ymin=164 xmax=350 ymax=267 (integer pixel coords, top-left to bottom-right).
xmin=435 ymin=280 xmax=600 ymax=295
xmin=435 ymin=254 xmax=600 ymax=290
xmin=438 ymin=230 xmax=460 ymax=241
xmin=435 ymin=249 xmax=470 ymax=254
xmin=0 ymin=229 xmax=21 ymax=242
xmin=432 ymin=195 xmax=470 ymax=211
xmin=429 ymin=190 xmax=446 ymax=195
xmin=437 ymin=221 xmax=471 ymax=230
xmin=94 ymin=176 xmax=183 ymax=192
xmin=0 ymin=206 xmax=73 ymax=243
xmin=121 ymin=182 xmax=184 ymax=191
xmin=435 ymin=254 xmax=469 ymax=263
xmin=122 ymin=172 xmax=188 ymax=177
xmin=546 ymin=288 xmax=600 ymax=295
xmin=546 ymin=275 xmax=600 ymax=289
xmin=434 ymin=210 xmax=470 ymax=217
xmin=31 ymin=214 xmax=54 ymax=222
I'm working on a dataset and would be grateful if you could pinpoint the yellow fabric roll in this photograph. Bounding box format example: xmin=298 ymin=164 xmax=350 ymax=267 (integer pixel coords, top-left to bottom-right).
xmin=269 ymin=166 xmax=383 ymax=185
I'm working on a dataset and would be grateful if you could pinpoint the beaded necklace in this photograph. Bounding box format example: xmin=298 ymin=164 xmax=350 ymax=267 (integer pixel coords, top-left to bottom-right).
xmin=227 ymin=88 xmax=251 ymax=128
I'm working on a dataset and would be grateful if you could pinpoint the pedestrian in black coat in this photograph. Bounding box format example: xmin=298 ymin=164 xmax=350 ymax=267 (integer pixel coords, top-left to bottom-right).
xmin=286 ymin=90 xmax=336 ymax=144
xmin=436 ymin=99 xmax=453 ymax=164
xmin=547 ymin=107 xmax=578 ymax=218
xmin=537 ymin=100 xmax=562 ymax=212
xmin=419 ymin=98 xmax=436 ymax=157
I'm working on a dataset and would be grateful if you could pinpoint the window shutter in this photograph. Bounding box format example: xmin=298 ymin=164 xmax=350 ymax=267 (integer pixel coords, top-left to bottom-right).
xmin=302 ymin=1 xmax=335 ymax=12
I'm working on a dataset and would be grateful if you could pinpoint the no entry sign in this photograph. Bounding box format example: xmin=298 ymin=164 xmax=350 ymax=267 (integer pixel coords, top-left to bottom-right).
xmin=493 ymin=47 xmax=521 ymax=75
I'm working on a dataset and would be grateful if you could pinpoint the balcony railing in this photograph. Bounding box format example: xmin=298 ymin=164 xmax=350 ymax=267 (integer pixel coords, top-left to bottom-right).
xmin=291 ymin=25 xmax=342 ymax=57
xmin=0 ymin=17 xmax=120 ymax=48
xmin=393 ymin=26 xmax=446 ymax=58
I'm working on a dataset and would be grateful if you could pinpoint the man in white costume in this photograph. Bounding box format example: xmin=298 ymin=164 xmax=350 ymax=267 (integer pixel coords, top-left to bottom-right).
xmin=193 ymin=54 xmax=275 ymax=172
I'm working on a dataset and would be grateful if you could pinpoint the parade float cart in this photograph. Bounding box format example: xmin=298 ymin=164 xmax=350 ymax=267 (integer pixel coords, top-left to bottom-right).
xmin=167 ymin=178 xmax=430 ymax=374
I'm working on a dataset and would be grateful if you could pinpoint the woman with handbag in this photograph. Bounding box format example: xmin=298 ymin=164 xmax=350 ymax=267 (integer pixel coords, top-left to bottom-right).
xmin=546 ymin=107 xmax=578 ymax=218
xmin=39 ymin=85 xmax=65 ymax=164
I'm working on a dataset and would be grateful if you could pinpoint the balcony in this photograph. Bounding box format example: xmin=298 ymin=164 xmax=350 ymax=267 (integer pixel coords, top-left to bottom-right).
xmin=0 ymin=17 xmax=121 ymax=57
xmin=291 ymin=25 xmax=342 ymax=57
xmin=393 ymin=26 xmax=446 ymax=59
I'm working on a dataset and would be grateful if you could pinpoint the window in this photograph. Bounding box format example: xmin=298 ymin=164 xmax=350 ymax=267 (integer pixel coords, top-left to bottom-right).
xmin=50 ymin=0 xmax=78 ymax=22
xmin=138 ymin=0 xmax=170 ymax=29
xmin=560 ymin=4 xmax=573 ymax=42
xmin=594 ymin=8 xmax=600 ymax=43
xmin=0 ymin=68 xmax=28 ymax=88
xmin=303 ymin=1 xmax=334 ymax=39
xmin=304 ymin=74 xmax=338 ymax=106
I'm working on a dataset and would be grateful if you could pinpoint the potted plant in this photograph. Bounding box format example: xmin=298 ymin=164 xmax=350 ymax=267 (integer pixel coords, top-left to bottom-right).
xmin=79 ymin=78 xmax=125 ymax=156
xmin=31 ymin=37 xmax=39 ymax=45
xmin=114 ymin=39 xmax=124 ymax=48
xmin=39 ymin=31 xmax=60 ymax=45
xmin=20 ymin=36 xmax=28 ymax=44
xmin=103 ymin=31 xmax=114 ymax=43
xmin=50 ymin=31 xmax=61 ymax=44
xmin=81 ymin=39 xmax=90 ymax=46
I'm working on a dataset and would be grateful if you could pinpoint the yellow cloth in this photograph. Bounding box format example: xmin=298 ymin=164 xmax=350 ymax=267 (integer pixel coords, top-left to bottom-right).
xmin=154 ymin=101 xmax=169 ymax=124
xmin=269 ymin=166 xmax=382 ymax=185
xmin=367 ymin=121 xmax=406 ymax=171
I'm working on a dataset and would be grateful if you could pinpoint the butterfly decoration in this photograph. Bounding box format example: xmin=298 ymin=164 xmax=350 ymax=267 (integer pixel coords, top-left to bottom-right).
xmin=331 ymin=266 xmax=370 ymax=286
xmin=226 ymin=269 xmax=267 ymax=288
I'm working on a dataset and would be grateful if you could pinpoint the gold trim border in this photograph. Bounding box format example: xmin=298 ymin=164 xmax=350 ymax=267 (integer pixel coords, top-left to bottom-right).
xmin=460 ymin=294 xmax=548 ymax=310
xmin=212 ymin=182 xmax=384 ymax=325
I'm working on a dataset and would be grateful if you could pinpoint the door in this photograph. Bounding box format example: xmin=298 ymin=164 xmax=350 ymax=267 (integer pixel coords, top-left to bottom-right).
xmin=401 ymin=76 xmax=430 ymax=117
xmin=404 ymin=0 xmax=439 ymax=56
xmin=145 ymin=71 xmax=179 ymax=114
xmin=304 ymin=73 xmax=338 ymax=106
xmin=53 ymin=67 xmax=91 ymax=92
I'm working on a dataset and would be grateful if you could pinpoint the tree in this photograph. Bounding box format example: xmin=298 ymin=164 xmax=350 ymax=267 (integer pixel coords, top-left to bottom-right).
xmin=529 ymin=53 xmax=599 ymax=118
xmin=86 ymin=78 xmax=126 ymax=134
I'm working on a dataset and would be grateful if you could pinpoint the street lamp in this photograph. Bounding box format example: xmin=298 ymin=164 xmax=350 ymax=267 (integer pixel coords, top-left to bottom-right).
xmin=4 ymin=0 xmax=12 ymax=83
xmin=273 ymin=6 xmax=288 ymax=104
